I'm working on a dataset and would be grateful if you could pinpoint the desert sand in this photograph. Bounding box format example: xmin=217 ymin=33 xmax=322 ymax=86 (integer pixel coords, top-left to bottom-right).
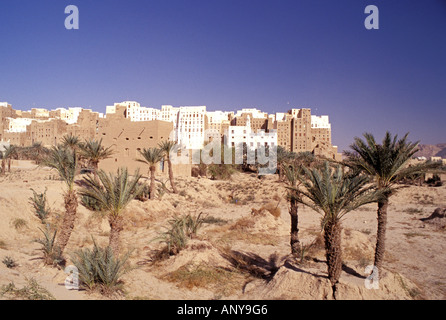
xmin=0 ymin=160 xmax=445 ymax=300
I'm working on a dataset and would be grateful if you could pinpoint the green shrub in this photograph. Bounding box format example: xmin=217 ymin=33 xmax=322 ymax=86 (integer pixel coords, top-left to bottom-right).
xmin=29 ymin=188 xmax=51 ymax=223
xmin=2 ymin=256 xmax=18 ymax=269
xmin=154 ymin=213 xmax=205 ymax=256
xmin=0 ymin=278 xmax=55 ymax=300
xmin=208 ymin=164 xmax=235 ymax=180
xmin=70 ymin=240 xmax=132 ymax=294
xmin=34 ymin=227 xmax=64 ymax=266
xmin=134 ymin=183 xmax=150 ymax=202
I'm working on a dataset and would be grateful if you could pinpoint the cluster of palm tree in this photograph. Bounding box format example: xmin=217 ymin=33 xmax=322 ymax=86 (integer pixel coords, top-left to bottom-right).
xmin=137 ymin=140 xmax=179 ymax=199
xmin=78 ymin=168 xmax=144 ymax=256
xmin=40 ymin=137 xmax=110 ymax=252
xmin=0 ymin=143 xmax=49 ymax=175
xmin=1 ymin=145 xmax=17 ymax=175
xmin=37 ymin=135 xmax=181 ymax=261
xmin=344 ymin=132 xmax=441 ymax=274
xmin=39 ymin=135 xmax=135 ymax=259
xmin=281 ymin=150 xmax=317 ymax=256
xmin=281 ymin=132 xmax=442 ymax=293
xmin=16 ymin=130 xmax=442 ymax=294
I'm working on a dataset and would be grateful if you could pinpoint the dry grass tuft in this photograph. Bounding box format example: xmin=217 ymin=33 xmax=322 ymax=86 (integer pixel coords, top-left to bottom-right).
xmin=230 ymin=217 xmax=256 ymax=231
xmin=162 ymin=263 xmax=249 ymax=295
xmin=12 ymin=218 xmax=28 ymax=231
xmin=251 ymin=202 xmax=281 ymax=219
xmin=0 ymin=278 xmax=55 ymax=300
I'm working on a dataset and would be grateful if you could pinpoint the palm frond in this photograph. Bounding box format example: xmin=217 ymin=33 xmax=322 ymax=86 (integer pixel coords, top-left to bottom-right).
xmin=61 ymin=134 xmax=81 ymax=150
xmin=41 ymin=146 xmax=77 ymax=190
xmin=78 ymin=168 xmax=143 ymax=218
xmin=79 ymin=139 xmax=114 ymax=166
xmin=344 ymin=132 xmax=423 ymax=190
xmin=158 ymin=140 xmax=176 ymax=156
xmin=137 ymin=147 xmax=164 ymax=168
xmin=289 ymin=162 xmax=383 ymax=224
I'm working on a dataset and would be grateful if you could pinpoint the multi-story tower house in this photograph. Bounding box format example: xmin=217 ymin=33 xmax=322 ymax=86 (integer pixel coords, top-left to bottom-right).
xmin=290 ymin=108 xmax=312 ymax=153
xmin=311 ymin=115 xmax=332 ymax=146
xmin=0 ymin=103 xmax=15 ymax=141
xmin=274 ymin=112 xmax=293 ymax=152
xmin=67 ymin=109 xmax=101 ymax=141
xmin=50 ymin=107 xmax=84 ymax=125
xmin=232 ymin=108 xmax=268 ymax=133
xmin=107 ymin=101 xmax=161 ymax=122
xmin=160 ymin=105 xmax=180 ymax=141
xmin=206 ymin=110 xmax=233 ymax=142
xmin=25 ymin=119 xmax=67 ymax=146
xmin=177 ymin=106 xmax=207 ymax=150
xmin=226 ymin=115 xmax=277 ymax=155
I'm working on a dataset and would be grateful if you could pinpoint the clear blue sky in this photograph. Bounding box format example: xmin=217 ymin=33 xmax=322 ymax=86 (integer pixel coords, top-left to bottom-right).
xmin=0 ymin=0 xmax=445 ymax=152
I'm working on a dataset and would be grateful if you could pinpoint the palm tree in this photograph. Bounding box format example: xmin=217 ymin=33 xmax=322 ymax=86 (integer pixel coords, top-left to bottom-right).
xmin=61 ymin=134 xmax=81 ymax=152
xmin=0 ymin=150 xmax=5 ymax=176
xmin=290 ymin=162 xmax=383 ymax=293
xmin=79 ymin=139 xmax=114 ymax=178
xmin=3 ymin=145 xmax=17 ymax=173
xmin=276 ymin=146 xmax=292 ymax=181
xmin=28 ymin=142 xmax=49 ymax=164
xmin=137 ymin=148 xmax=164 ymax=200
xmin=79 ymin=168 xmax=144 ymax=256
xmin=283 ymin=152 xmax=318 ymax=256
xmin=158 ymin=140 xmax=178 ymax=194
xmin=283 ymin=164 xmax=302 ymax=255
xmin=42 ymin=146 xmax=78 ymax=254
xmin=344 ymin=132 xmax=440 ymax=274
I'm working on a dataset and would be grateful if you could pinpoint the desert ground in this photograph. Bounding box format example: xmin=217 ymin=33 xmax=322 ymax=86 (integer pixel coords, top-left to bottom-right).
xmin=0 ymin=160 xmax=445 ymax=300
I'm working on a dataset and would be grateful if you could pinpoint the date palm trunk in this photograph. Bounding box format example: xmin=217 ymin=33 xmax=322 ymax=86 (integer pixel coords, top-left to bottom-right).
xmin=149 ymin=166 xmax=156 ymax=200
xmin=324 ymin=219 xmax=343 ymax=294
xmin=109 ymin=215 xmax=124 ymax=257
xmin=373 ymin=198 xmax=388 ymax=275
xmin=56 ymin=190 xmax=78 ymax=253
xmin=92 ymin=161 xmax=99 ymax=182
xmin=167 ymin=157 xmax=178 ymax=194
xmin=289 ymin=197 xmax=300 ymax=255
xmin=278 ymin=165 xmax=283 ymax=181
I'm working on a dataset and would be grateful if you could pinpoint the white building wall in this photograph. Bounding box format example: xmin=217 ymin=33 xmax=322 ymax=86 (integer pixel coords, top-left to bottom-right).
xmin=207 ymin=111 xmax=231 ymax=124
xmin=32 ymin=108 xmax=50 ymax=118
xmin=235 ymin=108 xmax=267 ymax=119
xmin=127 ymin=106 xmax=160 ymax=122
xmin=55 ymin=107 xmax=83 ymax=124
xmin=6 ymin=118 xmax=33 ymax=133
xmin=67 ymin=108 xmax=83 ymax=124
xmin=226 ymin=116 xmax=277 ymax=150
xmin=311 ymin=115 xmax=331 ymax=129
xmin=106 ymin=105 xmax=117 ymax=114
xmin=177 ymin=106 xmax=206 ymax=149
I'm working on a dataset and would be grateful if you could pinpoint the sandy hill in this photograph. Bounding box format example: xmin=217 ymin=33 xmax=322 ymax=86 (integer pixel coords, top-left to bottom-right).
xmin=0 ymin=161 xmax=445 ymax=300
